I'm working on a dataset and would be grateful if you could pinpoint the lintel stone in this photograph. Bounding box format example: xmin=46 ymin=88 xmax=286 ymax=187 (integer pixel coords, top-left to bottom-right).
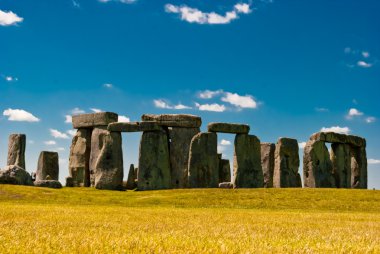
xmin=207 ymin=122 xmax=250 ymax=134
xmin=108 ymin=121 xmax=162 ymax=132
xmin=72 ymin=112 xmax=118 ymax=129
xmin=310 ymin=132 xmax=366 ymax=147
xmin=141 ymin=114 xmax=202 ymax=128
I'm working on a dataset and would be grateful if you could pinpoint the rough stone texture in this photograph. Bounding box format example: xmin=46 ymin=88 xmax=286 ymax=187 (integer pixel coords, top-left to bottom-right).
xmin=188 ymin=132 xmax=219 ymax=188
xmin=219 ymin=182 xmax=233 ymax=189
xmin=65 ymin=176 xmax=74 ymax=187
xmin=141 ymin=114 xmax=202 ymax=128
xmin=35 ymin=151 xmax=59 ymax=181
xmin=34 ymin=180 xmax=62 ymax=189
xmin=233 ymin=134 xmax=263 ymax=188
xmin=219 ymin=158 xmax=231 ymax=183
xmin=72 ymin=112 xmax=118 ymax=129
xmin=350 ymin=146 xmax=367 ymax=189
xmin=310 ymin=132 xmax=366 ymax=147
xmin=126 ymin=164 xmax=137 ymax=190
xmin=330 ymin=143 xmax=351 ymax=188
xmin=261 ymin=143 xmax=275 ymax=188
xmin=169 ymin=127 xmax=200 ymax=188
xmin=274 ymin=138 xmax=302 ymax=188
xmin=89 ymin=127 xmax=108 ymax=187
xmin=68 ymin=129 xmax=92 ymax=187
xmin=7 ymin=134 xmax=26 ymax=169
xmin=108 ymin=121 xmax=162 ymax=132
xmin=208 ymin=123 xmax=250 ymax=134
xmin=138 ymin=130 xmax=171 ymax=190
xmin=0 ymin=165 xmax=32 ymax=186
xmin=303 ymin=140 xmax=335 ymax=188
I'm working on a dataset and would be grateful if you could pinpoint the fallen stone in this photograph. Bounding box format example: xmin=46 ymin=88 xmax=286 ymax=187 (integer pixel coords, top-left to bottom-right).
xmin=7 ymin=134 xmax=26 ymax=169
xmin=108 ymin=121 xmax=162 ymax=132
xmin=310 ymin=132 xmax=366 ymax=147
xmin=219 ymin=158 xmax=231 ymax=183
xmin=233 ymin=134 xmax=263 ymax=188
xmin=141 ymin=114 xmax=202 ymax=128
xmin=34 ymin=180 xmax=62 ymax=189
xmin=350 ymin=146 xmax=367 ymax=189
xmin=35 ymin=151 xmax=59 ymax=181
xmin=274 ymin=138 xmax=302 ymax=188
xmin=261 ymin=143 xmax=275 ymax=188
xmin=72 ymin=112 xmax=118 ymax=129
xmin=330 ymin=143 xmax=351 ymax=188
xmin=126 ymin=164 xmax=137 ymax=190
xmin=0 ymin=165 xmax=32 ymax=186
xmin=208 ymin=123 xmax=250 ymax=134
xmin=188 ymin=132 xmax=219 ymax=188
xmin=219 ymin=182 xmax=233 ymax=189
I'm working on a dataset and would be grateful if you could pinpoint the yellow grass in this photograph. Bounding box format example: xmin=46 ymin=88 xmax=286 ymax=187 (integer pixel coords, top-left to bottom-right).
xmin=0 ymin=185 xmax=379 ymax=253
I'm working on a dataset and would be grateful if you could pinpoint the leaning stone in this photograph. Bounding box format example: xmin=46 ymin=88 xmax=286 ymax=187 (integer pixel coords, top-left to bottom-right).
xmin=274 ymin=138 xmax=302 ymax=188
xmin=89 ymin=127 xmax=108 ymax=187
xmin=35 ymin=151 xmax=59 ymax=181
xmin=310 ymin=132 xmax=366 ymax=147
xmin=219 ymin=158 xmax=231 ymax=183
xmin=330 ymin=143 xmax=351 ymax=188
xmin=126 ymin=164 xmax=137 ymax=190
xmin=233 ymin=134 xmax=263 ymax=188
xmin=350 ymin=146 xmax=367 ymax=189
xmin=34 ymin=180 xmax=62 ymax=189
xmin=72 ymin=112 xmax=118 ymax=129
xmin=141 ymin=114 xmax=202 ymax=128
xmin=138 ymin=130 xmax=171 ymax=190
xmin=188 ymin=132 xmax=219 ymax=188
xmin=208 ymin=123 xmax=250 ymax=134
xmin=7 ymin=134 xmax=26 ymax=169
xmin=261 ymin=143 xmax=275 ymax=188
xmin=108 ymin=121 xmax=162 ymax=132
xmin=219 ymin=182 xmax=233 ymax=189
xmin=169 ymin=127 xmax=200 ymax=188
xmin=0 ymin=165 xmax=32 ymax=186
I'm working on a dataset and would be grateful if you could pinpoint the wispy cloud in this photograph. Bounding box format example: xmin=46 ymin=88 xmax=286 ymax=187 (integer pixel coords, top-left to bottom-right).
xmin=320 ymin=126 xmax=350 ymax=135
xmin=3 ymin=108 xmax=40 ymax=122
xmin=198 ymin=89 xmax=224 ymax=99
xmin=357 ymin=60 xmax=372 ymax=68
xmin=44 ymin=140 xmax=57 ymax=145
xmin=298 ymin=142 xmax=307 ymax=149
xmin=0 ymin=9 xmax=23 ymax=26
xmin=50 ymin=129 xmax=70 ymax=139
xmin=118 ymin=115 xmax=130 ymax=122
xmin=220 ymin=139 xmax=231 ymax=146
xmin=153 ymin=99 xmax=192 ymax=110
xmin=103 ymin=83 xmax=113 ymax=88
xmin=90 ymin=108 xmax=103 ymax=113
xmin=65 ymin=115 xmax=72 ymax=123
xmin=72 ymin=0 xmax=80 ymax=8
xmin=366 ymin=117 xmax=376 ymax=124
xmin=71 ymin=107 xmax=85 ymax=115
xmin=346 ymin=108 xmax=364 ymax=119
xmin=67 ymin=130 xmax=76 ymax=137
xmin=368 ymin=159 xmax=380 ymax=165
xmin=4 ymin=76 xmax=18 ymax=82
xmin=99 ymin=0 xmax=136 ymax=4
xmin=195 ymin=103 xmax=226 ymax=112
xmin=315 ymin=107 xmax=329 ymax=112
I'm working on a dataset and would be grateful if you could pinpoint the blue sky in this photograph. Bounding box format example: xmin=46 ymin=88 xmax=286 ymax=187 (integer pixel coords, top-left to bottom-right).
xmin=1 ymin=0 xmax=379 ymax=188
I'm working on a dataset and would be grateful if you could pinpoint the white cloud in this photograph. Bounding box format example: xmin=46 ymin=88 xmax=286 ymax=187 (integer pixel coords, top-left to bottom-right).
xmin=154 ymin=99 xmax=172 ymax=109
xmin=71 ymin=107 xmax=85 ymax=115
xmin=195 ymin=103 xmax=226 ymax=112
xmin=50 ymin=129 xmax=69 ymax=139
xmin=103 ymin=83 xmax=113 ymax=88
xmin=65 ymin=115 xmax=72 ymax=123
xmin=217 ymin=145 xmax=227 ymax=153
xmin=0 ymin=10 xmax=23 ymax=26
xmin=174 ymin=104 xmax=192 ymax=110
xmin=357 ymin=61 xmax=372 ymax=68
xmin=320 ymin=126 xmax=350 ymax=135
xmin=362 ymin=51 xmax=370 ymax=58
xmin=67 ymin=130 xmax=77 ymax=137
xmin=298 ymin=142 xmax=307 ymax=149
xmin=221 ymin=92 xmax=257 ymax=109
xmin=165 ymin=2 xmax=251 ymax=25
xmin=198 ymin=89 xmax=223 ymax=99
xmin=90 ymin=108 xmax=103 ymax=113
xmin=44 ymin=140 xmax=57 ymax=145
xmin=3 ymin=108 xmax=40 ymax=122
xmin=346 ymin=108 xmax=364 ymax=119
xmin=220 ymin=139 xmax=231 ymax=146
xmin=366 ymin=117 xmax=376 ymax=123
xmin=4 ymin=76 xmax=18 ymax=82
xmin=118 ymin=115 xmax=130 ymax=122
xmin=368 ymin=159 xmax=380 ymax=165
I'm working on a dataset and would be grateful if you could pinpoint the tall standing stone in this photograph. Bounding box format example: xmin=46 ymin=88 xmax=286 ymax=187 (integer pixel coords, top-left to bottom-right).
xmin=274 ymin=138 xmax=302 ymax=188
xmin=219 ymin=158 xmax=231 ymax=183
xmin=35 ymin=151 xmax=59 ymax=181
xmin=188 ymin=132 xmax=219 ymax=188
xmin=261 ymin=143 xmax=275 ymax=188
xmin=7 ymin=134 xmax=26 ymax=169
xmin=330 ymin=143 xmax=351 ymax=188
xmin=89 ymin=127 xmax=108 ymax=187
xmin=233 ymin=134 xmax=263 ymax=188
xmin=138 ymin=130 xmax=171 ymax=190
xmin=350 ymin=146 xmax=367 ymax=189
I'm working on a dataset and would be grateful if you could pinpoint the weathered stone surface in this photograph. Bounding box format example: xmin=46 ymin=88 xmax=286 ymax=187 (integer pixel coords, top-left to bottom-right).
xmin=219 ymin=182 xmax=233 ymax=189
xmin=35 ymin=151 xmax=59 ymax=181
xmin=89 ymin=127 xmax=108 ymax=187
xmin=303 ymin=140 xmax=335 ymax=188
xmin=219 ymin=158 xmax=231 ymax=183
xmin=72 ymin=112 xmax=118 ymax=129
xmin=68 ymin=129 xmax=91 ymax=187
xmin=0 ymin=165 xmax=32 ymax=186
xmin=310 ymin=132 xmax=366 ymax=147
xmin=169 ymin=127 xmax=200 ymax=188
xmin=208 ymin=123 xmax=250 ymax=134
xmin=188 ymin=132 xmax=219 ymax=188
xmin=138 ymin=130 xmax=171 ymax=190
xmin=7 ymin=134 xmax=26 ymax=169
xmin=141 ymin=114 xmax=202 ymax=128
xmin=330 ymin=143 xmax=351 ymax=188
xmin=108 ymin=121 xmax=162 ymax=132
xmin=126 ymin=164 xmax=137 ymax=190
xmin=350 ymin=146 xmax=367 ymax=189
xmin=261 ymin=143 xmax=275 ymax=188
xmin=34 ymin=180 xmax=62 ymax=189
xmin=274 ymin=138 xmax=302 ymax=188
xmin=233 ymin=134 xmax=263 ymax=188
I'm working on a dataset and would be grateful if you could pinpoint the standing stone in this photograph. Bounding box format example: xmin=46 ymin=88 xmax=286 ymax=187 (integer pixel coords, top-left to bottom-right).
xmin=68 ymin=129 xmax=92 ymax=187
xmin=138 ymin=130 xmax=171 ymax=190
xmin=7 ymin=134 xmax=26 ymax=169
xmin=126 ymin=164 xmax=137 ymax=190
xmin=350 ymin=146 xmax=367 ymax=189
xmin=274 ymin=138 xmax=302 ymax=188
xmin=261 ymin=143 xmax=275 ymax=188
xmin=35 ymin=151 xmax=59 ymax=181
xmin=303 ymin=140 xmax=335 ymax=188
xmin=330 ymin=143 xmax=351 ymax=188
xmin=233 ymin=134 xmax=263 ymax=188
xmin=188 ymin=132 xmax=219 ymax=188
xmin=89 ymin=127 xmax=108 ymax=187
xmin=219 ymin=158 xmax=231 ymax=183
xmin=169 ymin=127 xmax=200 ymax=188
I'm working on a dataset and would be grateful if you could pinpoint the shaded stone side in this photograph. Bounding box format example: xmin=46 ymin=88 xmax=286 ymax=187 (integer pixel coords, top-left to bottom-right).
xmin=261 ymin=143 xmax=275 ymax=188
xmin=350 ymin=146 xmax=367 ymax=189
xmin=233 ymin=134 xmax=263 ymax=188
xmin=35 ymin=151 xmax=59 ymax=181
xmin=274 ymin=138 xmax=302 ymax=188
xmin=126 ymin=164 xmax=137 ymax=190
xmin=89 ymin=127 xmax=108 ymax=187
xmin=7 ymin=134 xmax=26 ymax=169
xmin=169 ymin=127 xmax=200 ymax=188
xmin=141 ymin=114 xmax=202 ymax=128
xmin=208 ymin=123 xmax=250 ymax=134
xmin=72 ymin=112 xmax=118 ymax=129
xmin=303 ymin=140 xmax=335 ymax=188
xmin=219 ymin=158 xmax=231 ymax=183
xmin=138 ymin=130 xmax=171 ymax=190
xmin=310 ymin=132 xmax=366 ymax=148
xmin=330 ymin=143 xmax=351 ymax=188
xmin=68 ymin=129 xmax=92 ymax=187
xmin=188 ymin=132 xmax=219 ymax=188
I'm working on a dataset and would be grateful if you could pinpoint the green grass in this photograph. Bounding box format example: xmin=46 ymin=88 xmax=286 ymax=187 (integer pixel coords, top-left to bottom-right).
xmin=0 ymin=185 xmax=379 ymax=253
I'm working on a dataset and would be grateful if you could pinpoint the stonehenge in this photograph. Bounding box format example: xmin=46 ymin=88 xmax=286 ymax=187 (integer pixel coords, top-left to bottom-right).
xmin=261 ymin=143 xmax=275 ymax=188
xmin=36 ymin=151 xmax=59 ymax=181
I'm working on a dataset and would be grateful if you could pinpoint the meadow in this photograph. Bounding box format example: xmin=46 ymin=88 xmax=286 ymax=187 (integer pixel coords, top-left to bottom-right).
xmin=0 ymin=185 xmax=379 ymax=253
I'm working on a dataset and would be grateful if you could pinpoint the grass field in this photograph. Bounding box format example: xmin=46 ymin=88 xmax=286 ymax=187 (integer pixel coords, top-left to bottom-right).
xmin=0 ymin=185 xmax=379 ymax=253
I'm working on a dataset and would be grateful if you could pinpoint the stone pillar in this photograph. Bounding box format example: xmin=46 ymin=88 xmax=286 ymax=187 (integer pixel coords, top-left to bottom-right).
xmin=233 ymin=134 xmax=263 ymax=188
xmin=138 ymin=130 xmax=171 ymax=190
xmin=35 ymin=151 xmax=59 ymax=181
xmin=126 ymin=164 xmax=137 ymax=190
xmin=274 ymin=138 xmax=302 ymax=188
xmin=219 ymin=158 xmax=231 ymax=183
xmin=7 ymin=134 xmax=26 ymax=169
xmin=188 ymin=132 xmax=219 ymax=188
xmin=89 ymin=127 xmax=108 ymax=187
xmin=350 ymin=146 xmax=367 ymax=189
xmin=330 ymin=143 xmax=351 ymax=188
xmin=261 ymin=143 xmax=275 ymax=188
